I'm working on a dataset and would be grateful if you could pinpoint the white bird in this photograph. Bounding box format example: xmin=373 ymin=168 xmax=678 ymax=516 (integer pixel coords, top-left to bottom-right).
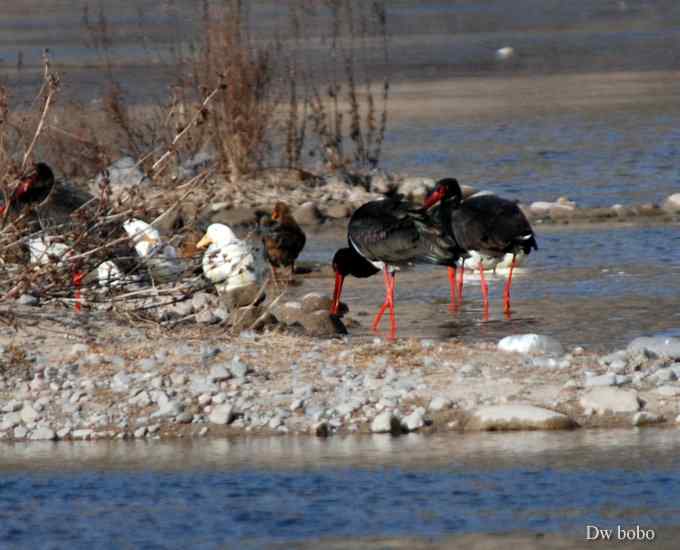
xmin=123 ymin=218 xmax=186 ymax=282
xmin=96 ymin=260 xmax=129 ymax=288
xmin=196 ymin=223 xmax=260 ymax=294
xmin=27 ymin=237 xmax=72 ymax=265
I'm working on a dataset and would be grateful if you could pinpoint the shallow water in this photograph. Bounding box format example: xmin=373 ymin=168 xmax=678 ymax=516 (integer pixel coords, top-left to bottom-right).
xmin=302 ymin=222 xmax=680 ymax=351
xmin=385 ymin=109 xmax=680 ymax=207
xmin=1 ymin=430 xmax=680 ymax=548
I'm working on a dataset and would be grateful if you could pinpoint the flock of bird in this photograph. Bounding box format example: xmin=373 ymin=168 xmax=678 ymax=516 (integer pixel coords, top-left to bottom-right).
xmin=330 ymin=178 xmax=537 ymax=338
xmin=1 ymin=163 xmax=537 ymax=338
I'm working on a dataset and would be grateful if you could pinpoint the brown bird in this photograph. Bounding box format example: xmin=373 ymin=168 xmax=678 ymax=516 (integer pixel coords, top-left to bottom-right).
xmin=261 ymin=202 xmax=306 ymax=284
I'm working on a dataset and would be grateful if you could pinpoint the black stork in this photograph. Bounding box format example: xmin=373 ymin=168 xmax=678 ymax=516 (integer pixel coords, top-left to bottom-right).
xmin=424 ymin=178 xmax=537 ymax=316
xmin=0 ymin=162 xmax=55 ymax=219
xmin=331 ymin=194 xmax=460 ymax=339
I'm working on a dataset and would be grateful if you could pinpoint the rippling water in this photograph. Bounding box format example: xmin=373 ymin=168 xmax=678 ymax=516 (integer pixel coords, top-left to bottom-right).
xmin=1 ymin=430 xmax=680 ymax=548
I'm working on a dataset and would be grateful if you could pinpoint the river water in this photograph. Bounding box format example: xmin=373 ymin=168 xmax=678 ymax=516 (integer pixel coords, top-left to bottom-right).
xmin=3 ymin=1 xmax=680 ymax=548
xmin=1 ymin=430 xmax=680 ymax=549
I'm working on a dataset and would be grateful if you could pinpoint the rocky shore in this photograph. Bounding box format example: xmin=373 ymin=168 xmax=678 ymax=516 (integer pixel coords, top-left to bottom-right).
xmin=2 ymin=303 xmax=680 ymax=442
xmin=129 ymin=163 xmax=680 ymax=233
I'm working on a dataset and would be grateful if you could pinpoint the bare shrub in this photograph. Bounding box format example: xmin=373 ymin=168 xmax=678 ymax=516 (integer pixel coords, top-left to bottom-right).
xmin=301 ymin=0 xmax=390 ymax=173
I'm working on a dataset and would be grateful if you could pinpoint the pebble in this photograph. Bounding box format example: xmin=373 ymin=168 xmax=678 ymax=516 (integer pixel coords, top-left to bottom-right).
xmin=134 ymin=427 xmax=148 ymax=438
xmin=655 ymin=385 xmax=680 ymax=397
xmin=151 ymin=400 xmax=183 ymax=419
xmin=289 ymin=399 xmax=304 ymax=412
xmin=72 ymin=429 xmax=93 ymax=440
xmin=14 ymin=427 xmax=28 ymax=439
xmin=208 ymin=365 xmax=232 ymax=383
xmin=584 ymin=373 xmax=617 ymax=387
xmin=229 ymin=357 xmax=251 ymax=379
xmin=17 ymin=294 xmax=40 ymax=306
xmin=209 ymin=404 xmax=235 ymax=425
xmin=467 ymin=404 xmax=575 ymax=431
xmin=30 ymin=426 xmax=57 ymax=441
xmin=2 ymin=400 xmax=22 ymax=413
xmin=632 ymin=412 xmax=663 ymax=427
xmin=429 ymin=396 xmax=452 ymax=412
xmin=176 ymin=411 xmax=193 ymax=424
xmin=580 ymin=387 xmax=640 ymax=414
xmin=628 ymin=336 xmax=680 ymax=359
xmin=21 ymin=404 xmax=40 ymax=424
xmin=498 ymin=334 xmax=564 ymax=355
xmin=111 ymin=372 xmax=131 ymax=392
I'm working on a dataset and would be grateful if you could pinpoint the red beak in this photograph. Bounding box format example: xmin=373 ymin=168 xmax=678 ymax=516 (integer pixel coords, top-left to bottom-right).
xmin=330 ymin=272 xmax=344 ymax=315
xmin=423 ymin=186 xmax=445 ymax=209
xmin=15 ymin=177 xmax=33 ymax=200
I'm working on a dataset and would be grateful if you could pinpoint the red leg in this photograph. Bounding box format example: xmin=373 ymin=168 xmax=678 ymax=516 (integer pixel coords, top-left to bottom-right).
xmin=457 ymin=260 xmax=465 ymax=302
xmin=479 ymin=264 xmax=489 ymax=320
xmin=72 ymin=271 xmax=85 ymax=313
xmin=387 ymin=270 xmax=397 ymax=339
xmin=372 ymin=267 xmax=392 ymax=331
xmin=479 ymin=264 xmax=489 ymax=307
xmin=503 ymin=255 xmax=516 ymax=315
xmin=447 ymin=266 xmax=457 ymax=309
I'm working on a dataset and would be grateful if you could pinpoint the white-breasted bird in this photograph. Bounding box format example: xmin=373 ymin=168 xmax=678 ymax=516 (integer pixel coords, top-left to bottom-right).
xmin=123 ymin=218 xmax=186 ymax=282
xmin=196 ymin=223 xmax=260 ymax=294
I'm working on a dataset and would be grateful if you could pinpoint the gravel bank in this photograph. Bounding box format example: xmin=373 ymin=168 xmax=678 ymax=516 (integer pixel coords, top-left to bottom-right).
xmin=2 ymin=306 xmax=680 ymax=442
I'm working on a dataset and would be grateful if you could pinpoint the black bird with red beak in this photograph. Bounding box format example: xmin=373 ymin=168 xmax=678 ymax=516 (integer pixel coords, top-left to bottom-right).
xmin=0 ymin=162 xmax=55 ymax=218
xmin=331 ymin=194 xmax=460 ymax=339
xmin=424 ymin=178 xmax=537 ymax=316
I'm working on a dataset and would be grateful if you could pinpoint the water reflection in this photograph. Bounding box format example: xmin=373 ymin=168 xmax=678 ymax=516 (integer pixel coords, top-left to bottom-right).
xmin=2 ymin=429 xmax=680 ymax=472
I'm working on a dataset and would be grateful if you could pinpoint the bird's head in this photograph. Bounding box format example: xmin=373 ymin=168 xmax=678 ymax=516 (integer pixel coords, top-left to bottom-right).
xmin=423 ymin=178 xmax=462 ymax=209
xmin=14 ymin=162 xmax=55 ymax=204
xmin=197 ymin=223 xmax=238 ymax=249
xmin=271 ymin=202 xmax=291 ymax=223
xmin=330 ymin=247 xmax=379 ymax=315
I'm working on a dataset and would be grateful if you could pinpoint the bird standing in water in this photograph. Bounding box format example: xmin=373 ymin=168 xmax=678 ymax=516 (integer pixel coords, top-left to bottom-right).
xmin=424 ymin=178 xmax=537 ymax=317
xmin=261 ymin=202 xmax=306 ymax=284
xmin=331 ymin=194 xmax=460 ymax=339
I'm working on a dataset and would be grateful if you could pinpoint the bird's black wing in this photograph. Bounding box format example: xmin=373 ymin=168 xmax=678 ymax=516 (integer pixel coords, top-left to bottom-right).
xmin=349 ymin=197 xmax=459 ymax=266
xmin=454 ymin=195 xmax=536 ymax=255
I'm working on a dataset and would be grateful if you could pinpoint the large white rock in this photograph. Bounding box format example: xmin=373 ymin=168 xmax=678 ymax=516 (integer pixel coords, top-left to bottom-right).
xmin=580 ymin=387 xmax=640 ymax=414
xmin=208 ymin=403 xmax=234 ymax=425
xmin=467 ymin=404 xmax=574 ymax=431
xmin=30 ymin=427 xmax=57 ymax=441
xmin=94 ymin=156 xmax=150 ymax=191
xmin=662 ymin=193 xmax=680 ymax=213
xmin=530 ymin=201 xmax=575 ymax=215
xmin=628 ymin=336 xmax=680 ymax=359
xmin=498 ymin=334 xmax=564 ymax=355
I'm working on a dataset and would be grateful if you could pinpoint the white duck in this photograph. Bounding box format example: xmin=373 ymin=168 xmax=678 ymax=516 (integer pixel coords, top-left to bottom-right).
xmin=196 ymin=223 xmax=260 ymax=294
xmin=123 ymin=218 xmax=186 ymax=282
